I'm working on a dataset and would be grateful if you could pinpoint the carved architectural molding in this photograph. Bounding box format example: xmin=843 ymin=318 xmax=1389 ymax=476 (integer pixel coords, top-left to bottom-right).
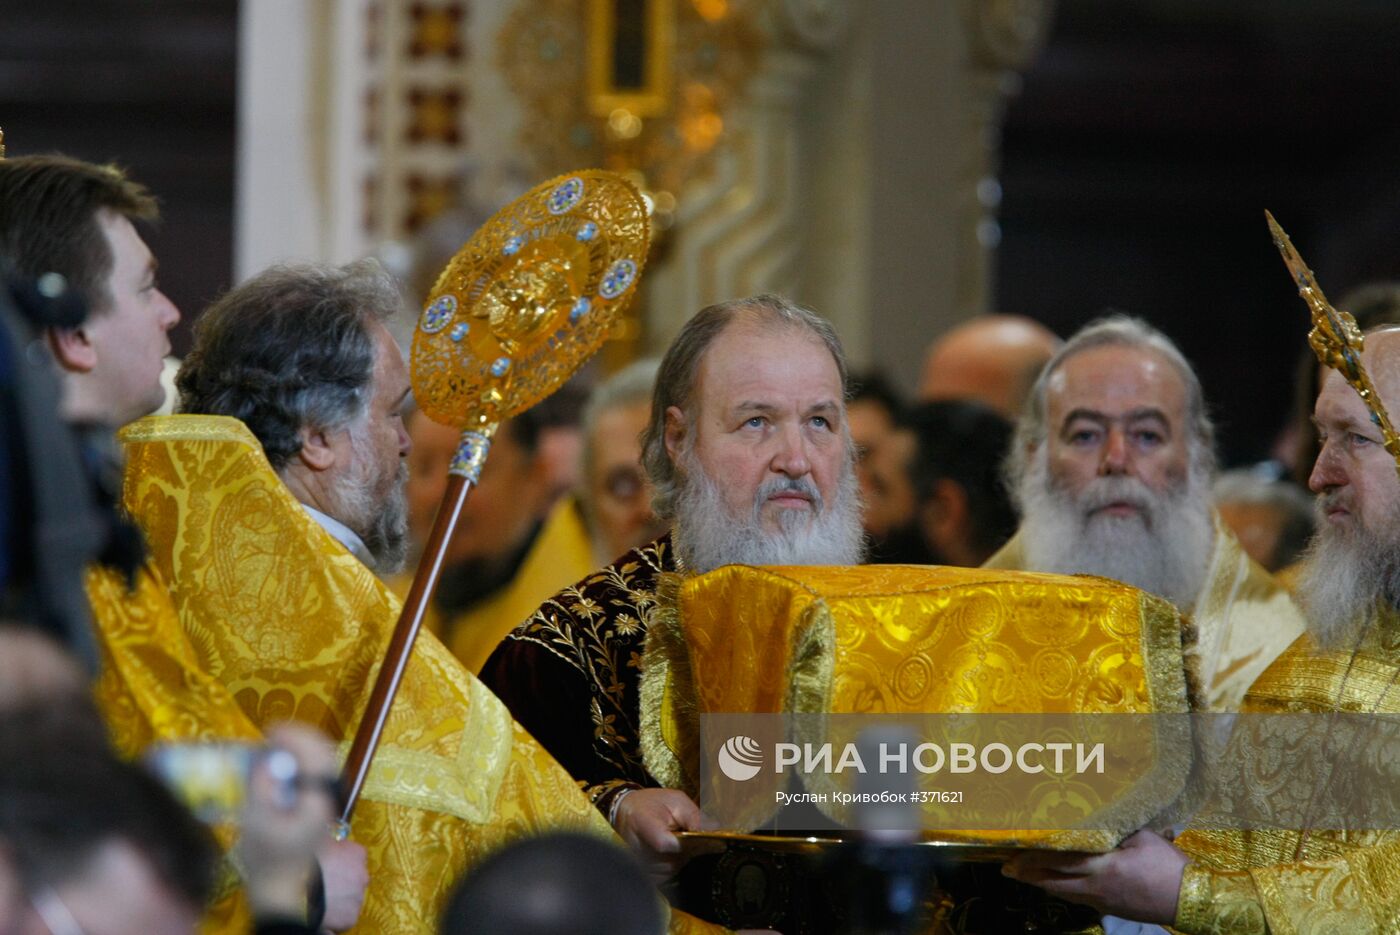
xmin=236 ymin=0 xmax=1050 ymax=389
xmin=968 ymin=0 xmax=1054 ymax=72
xmin=956 ymin=0 xmax=1054 ymax=320
xmin=236 ymin=0 xmax=474 ymax=278
xmin=642 ymin=0 xmax=851 ymax=345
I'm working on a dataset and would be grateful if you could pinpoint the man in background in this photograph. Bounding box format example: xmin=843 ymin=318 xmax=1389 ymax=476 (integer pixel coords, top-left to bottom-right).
xmin=1213 ymin=468 xmax=1314 ymax=573
xmin=576 ymin=359 xmax=667 ymax=566
xmin=403 ymin=406 xmax=583 ymax=672
xmin=847 ymin=372 xmax=913 ymax=551
xmin=918 ymin=314 xmax=1060 ymax=418
xmin=898 ymin=401 xmax=1017 ymax=566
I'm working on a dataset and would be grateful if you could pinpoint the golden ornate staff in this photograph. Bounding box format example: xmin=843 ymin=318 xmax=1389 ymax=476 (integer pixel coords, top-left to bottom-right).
xmin=337 ymin=170 xmax=650 ymax=830
xmin=1266 ymin=210 xmax=1400 ymax=480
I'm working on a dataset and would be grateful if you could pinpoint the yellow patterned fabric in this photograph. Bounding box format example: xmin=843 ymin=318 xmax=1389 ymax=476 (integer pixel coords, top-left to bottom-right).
xmin=1173 ymin=623 xmax=1400 ymax=934
xmin=643 ymin=563 xmax=1191 ymax=849
xmin=88 ymin=415 xmax=649 ymax=934
xmin=984 ymin=515 xmax=1304 ymax=712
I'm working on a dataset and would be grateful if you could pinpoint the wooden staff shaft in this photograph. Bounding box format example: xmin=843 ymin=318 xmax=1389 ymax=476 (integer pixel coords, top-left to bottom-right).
xmin=338 ymin=471 xmax=472 ymax=825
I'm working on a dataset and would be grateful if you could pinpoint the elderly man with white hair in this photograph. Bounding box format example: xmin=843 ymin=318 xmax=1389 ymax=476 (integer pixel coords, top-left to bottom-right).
xmin=986 ymin=316 xmax=1303 ymax=711
xmin=1004 ymin=324 xmax=1400 ymax=933
xmin=482 ymin=294 xmax=864 ymax=877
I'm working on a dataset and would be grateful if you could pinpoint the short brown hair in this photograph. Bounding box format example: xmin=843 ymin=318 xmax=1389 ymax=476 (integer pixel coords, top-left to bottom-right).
xmin=0 ymin=154 xmax=158 ymax=316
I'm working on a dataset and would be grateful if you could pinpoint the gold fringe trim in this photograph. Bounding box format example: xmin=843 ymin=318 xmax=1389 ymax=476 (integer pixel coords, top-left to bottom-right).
xmin=785 ymin=597 xmax=836 ymax=717
xmin=119 ymin=413 xmax=261 ymax=446
xmin=639 ymin=571 xmax=696 ymax=794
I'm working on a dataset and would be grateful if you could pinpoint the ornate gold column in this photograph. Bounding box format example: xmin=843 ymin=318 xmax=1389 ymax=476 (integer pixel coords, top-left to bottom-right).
xmin=641 ymin=0 xmax=851 ymax=344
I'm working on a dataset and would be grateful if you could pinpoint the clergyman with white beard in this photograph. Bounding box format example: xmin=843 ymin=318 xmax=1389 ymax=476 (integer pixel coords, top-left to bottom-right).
xmin=481 ymin=294 xmax=864 ymax=878
xmin=984 ymin=316 xmax=1304 ymax=711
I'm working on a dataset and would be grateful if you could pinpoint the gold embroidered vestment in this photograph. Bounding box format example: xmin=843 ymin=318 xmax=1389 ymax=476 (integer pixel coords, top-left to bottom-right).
xmin=88 ymin=415 xmax=634 ymax=934
xmin=1174 ymin=623 xmax=1400 ymax=934
xmin=984 ymin=515 xmax=1304 ymax=712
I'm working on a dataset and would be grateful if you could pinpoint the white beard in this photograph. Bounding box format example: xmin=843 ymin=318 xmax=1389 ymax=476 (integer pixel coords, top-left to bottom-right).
xmin=1015 ymin=446 xmax=1215 ymax=611
xmin=673 ymin=446 xmax=865 ymax=575
xmin=327 ymin=427 xmax=410 ymax=576
xmin=1296 ymin=492 xmax=1400 ymax=650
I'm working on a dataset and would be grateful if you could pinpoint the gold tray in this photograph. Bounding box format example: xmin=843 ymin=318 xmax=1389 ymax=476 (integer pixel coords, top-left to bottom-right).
xmin=676 ymin=830 xmax=1021 ymax=862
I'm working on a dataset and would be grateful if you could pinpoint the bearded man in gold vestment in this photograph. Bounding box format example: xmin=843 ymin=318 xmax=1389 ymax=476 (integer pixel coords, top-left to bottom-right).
xmin=93 ymin=260 xmax=724 ymax=934
xmin=986 ymin=316 xmax=1304 ymax=711
xmin=1006 ymin=325 xmax=1400 ymax=933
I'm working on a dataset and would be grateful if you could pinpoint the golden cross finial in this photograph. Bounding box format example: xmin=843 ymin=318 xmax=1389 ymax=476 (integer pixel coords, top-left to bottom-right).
xmin=1267 ymin=210 xmax=1400 ymax=480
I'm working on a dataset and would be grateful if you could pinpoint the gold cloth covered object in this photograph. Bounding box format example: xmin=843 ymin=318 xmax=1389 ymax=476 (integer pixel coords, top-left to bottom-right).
xmin=90 ymin=415 xmax=623 ymax=934
xmin=642 ymin=563 xmax=1192 ymax=851
xmin=985 ymin=517 xmax=1304 ymax=712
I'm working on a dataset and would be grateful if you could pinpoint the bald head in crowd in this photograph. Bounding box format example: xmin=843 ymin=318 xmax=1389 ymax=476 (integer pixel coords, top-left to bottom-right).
xmin=919 ymin=314 xmax=1061 ymax=418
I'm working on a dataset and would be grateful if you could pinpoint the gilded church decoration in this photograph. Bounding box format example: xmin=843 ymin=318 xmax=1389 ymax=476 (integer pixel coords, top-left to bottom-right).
xmin=587 ymin=0 xmax=675 ymax=118
xmin=408 ymin=1 xmax=467 ymax=59
xmin=360 ymin=0 xmax=475 ymax=237
xmin=406 ymin=87 xmax=465 ymax=144
xmin=405 ymin=172 xmax=463 ymax=232
xmin=498 ymin=0 xmax=762 ymax=218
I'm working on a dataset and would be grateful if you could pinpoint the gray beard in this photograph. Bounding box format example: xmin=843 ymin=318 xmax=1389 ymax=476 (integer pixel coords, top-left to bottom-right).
xmin=1296 ymin=493 xmax=1400 ymax=650
xmin=330 ymin=430 xmax=410 ymax=576
xmin=672 ymin=447 xmax=866 ymax=575
xmin=1015 ymin=447 xmax=1215 ymax=611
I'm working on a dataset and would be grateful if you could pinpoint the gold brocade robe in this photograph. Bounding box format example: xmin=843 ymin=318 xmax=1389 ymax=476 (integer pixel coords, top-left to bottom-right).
xmin=984 ymin=515 xmax=1304 ymax=712
xmin=1173 ymin=623 xmax=1400 ymax=934
xmin=88 ymin=416 xmax=717 ymax=935
xmin=393 ymin=495 xmax=595 ymax=674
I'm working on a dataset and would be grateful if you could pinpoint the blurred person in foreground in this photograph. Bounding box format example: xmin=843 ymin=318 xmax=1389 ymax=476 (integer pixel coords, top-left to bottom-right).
xmin=440 ymin=832 xmax=664 ymax=935
xmin=1006 ymin=325 xmax=1400 ymax=932
xmin=0 ymin=707 xmax=216 ymax=935
xmin=986 ymin=316 xmax=1304 ymax=712
xmin=483 ymin=294 xmax=863 ymax=879
xmin=0 ymin=695 xmax=355 ymax=935
xmin=113 ymin=260 xmax=720 ymax=934
xmin=0 ymin=624 xmax=87 ymax=712
xmin=918 ymin=314 xmax=1061 ymax=418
